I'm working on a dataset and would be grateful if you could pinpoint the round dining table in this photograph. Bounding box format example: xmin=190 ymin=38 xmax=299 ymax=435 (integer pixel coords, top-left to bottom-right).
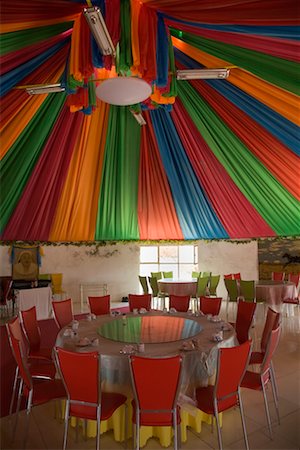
xmin=55 ymin=310 xmax=236 ymax=447
xmin=255 ymin=280 xmax=297 ymax=312
xmin=158 ymin=278 xmax=198 ymax=297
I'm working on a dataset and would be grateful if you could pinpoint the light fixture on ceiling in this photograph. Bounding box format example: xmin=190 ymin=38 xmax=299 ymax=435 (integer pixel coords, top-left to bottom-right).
xmin=96 ymin=77 xmax=152 ymax=106
xmin=130 ymin=110 xmax=146 ymax=126
xmin=176 ymin=68 xmax=230 ymax=80
xmin=25 ymin=83 xmax=65 ymax=95
xmin=83 ymin=6 xmax=116 ymax=57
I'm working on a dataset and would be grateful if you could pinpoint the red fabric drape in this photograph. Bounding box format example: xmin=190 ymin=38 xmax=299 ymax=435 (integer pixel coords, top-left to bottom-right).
xmin=171 ymin=99 xmax=275 ymax=238
xmin=143 ymin=0 xmax=298 ymax=25
xmin=138 ymin=4 xmax=157 ymax=82
xmin=166 ymin=19 xmax=300 ymax=62
xmin=0 ymin=46 xmax=70 ymax=130
xmin=1 ymin=106 xmax=84 ymax=240
xmin=0 ymin=30 xmax=72 ymax=75
xmin=138 ymin=111 xmax=183 ymax=240
xmin=187 ymin=78 xmax=300 ymax=201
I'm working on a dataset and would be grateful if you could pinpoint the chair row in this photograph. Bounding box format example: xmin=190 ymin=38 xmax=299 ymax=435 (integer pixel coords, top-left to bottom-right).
xmin=6 ymin=304 xmax=281 ymax=450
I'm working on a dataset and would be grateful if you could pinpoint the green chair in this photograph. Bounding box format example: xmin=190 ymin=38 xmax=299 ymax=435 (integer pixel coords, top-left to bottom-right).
xmin=224 ymin=278 xmax=239 ymax=320
xmin=192 ymin=276 xmax=210 ymax=311
xmin=162 ymin=271 xmax=173 ymax=279
xmin=38 ymin=273 xmax=51 ymax=280
xmin=148 ymin=276 xmax=167 ymax=309
xmin=151 ymin=271 xmax=162 ymax=280
xmin=138 ymin=276 xmax=149 ymax=294
xmin=209 ymin=275 xmax=220 ymax=296
xmin=202 ymin=271 xmax=212 ymax=278
xmin=239 ymin=280 xmax=256 ymax=302
xmin=192 ymin=271 xmax=200 ymax=279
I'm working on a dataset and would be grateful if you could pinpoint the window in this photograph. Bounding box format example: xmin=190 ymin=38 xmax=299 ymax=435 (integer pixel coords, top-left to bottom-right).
xmin=140 ymin=245 xmax=198 ymax=279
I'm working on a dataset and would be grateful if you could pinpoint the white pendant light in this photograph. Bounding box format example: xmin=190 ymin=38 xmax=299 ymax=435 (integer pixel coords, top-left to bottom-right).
xmin=96 ymin=77 xmax=152 ymax=105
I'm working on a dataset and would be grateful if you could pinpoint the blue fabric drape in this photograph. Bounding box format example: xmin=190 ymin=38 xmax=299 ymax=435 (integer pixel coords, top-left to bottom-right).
xmin=156 ymin=13 xmax=169 ymax=87
xmin=150 ymin=109 xmax=228 ymax=239
xmin=0 ymin=40 xmax=69 ymax=96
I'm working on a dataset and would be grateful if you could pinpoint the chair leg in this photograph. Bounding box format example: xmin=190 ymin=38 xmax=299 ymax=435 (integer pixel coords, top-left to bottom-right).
xmin=173 ymin=409 xmax=178 ymax=450
xmin=214 ymin=401 xmax=223 ymax=450
xmin=135 ymin=411 xmax=140 ymax=450
xmin=261 ymin=383 xmax=273 ymax=439
xmin=96 ymin=405 xmax=101 ymax=450
xmin=12 ymin=378 xmax=23 ymax=441
xmin=238 ymin=390 xmax=249 ymax=450
xmin=270 ymin=362 xmax=279 ymax=404
xmin=23 ymin=392 xmax=33 ymax=449
xmin=270 ymin=372 xmax=280 ymax=425
xmin=9 ymin=368 xmax=19 ymax=416
xmin=63 ymin=401 xmax=70 ymax=450
xmin=123 ymin=403 xmax=128 ymax=449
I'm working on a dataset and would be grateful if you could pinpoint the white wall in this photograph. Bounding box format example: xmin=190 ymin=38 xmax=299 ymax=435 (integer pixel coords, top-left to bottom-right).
xmin=0 ymin=240 xmax=258 ymax=305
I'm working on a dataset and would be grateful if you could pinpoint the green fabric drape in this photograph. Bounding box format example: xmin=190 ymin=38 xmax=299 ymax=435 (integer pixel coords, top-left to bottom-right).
xmin=0 ymin=22 xmax=73 ymax=55
xmin=119 ymin=0 xmax=132 ymax=73
xmin=177 ymin=81 xmax=300 ymax=236
xmin=170 ymin=28 xmax=300 ymax=96
xmin=0 ymin=93 xmax=66 ymax=233
xmin=95 ymin=106 xmax=141 ymax=240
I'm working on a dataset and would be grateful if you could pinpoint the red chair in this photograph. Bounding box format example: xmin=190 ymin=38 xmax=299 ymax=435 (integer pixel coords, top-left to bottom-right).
xmin=7 ymin=323 xmax=66 ymax=447
xmin=241 ymin=326 xmax=281 ymax=438
xmin=199 ymin=296 xmax=222 ymax=316
xmin=224 ymin=274 xmax=233 ymax=279
xmin=169 ymin=294 xmax=190 ymax=312
xmin=0 ymin=276 xmax=13 ymax=317
xmin=224 ymin=273 xmax=241 ymax=280
xmin=235 ymin=300 xmax=257 ymax=344
xmin=20 ymin=306 xmax=52 ymax=360
xmin=128 ymin=294 xmax=151 ymax=312
xmin=52 ymin=299 xmax=73 ymax=329
xmin=54 ymin=347 xmax=127 ymax=450
xmin=271 ymin=271 xmax=285 ymax=281
xmin=283 ymin=274 xmax=300 ymax=306
xmin=88 ymin=295 xmax=110 ymax=315
xmin=250 ymin=308 xmax=280 ymax=364
xmin=6 ymin=316 xmax=57 ymax=416
xmin=195 ymin=341 xmax=252 ymax=450
xmin=129 ymin=355 xmax=183 ymax=450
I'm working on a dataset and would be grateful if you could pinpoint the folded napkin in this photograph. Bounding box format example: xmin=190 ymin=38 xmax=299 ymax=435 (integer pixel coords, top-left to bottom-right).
xmin=120 ymin=345 xmax=135 ymax=355
xmin=212 ymin=331 xmax=223 ymax=342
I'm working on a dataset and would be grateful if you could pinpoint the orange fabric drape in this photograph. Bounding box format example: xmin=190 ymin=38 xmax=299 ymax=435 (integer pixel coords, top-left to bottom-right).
xmin=172 ymin=37 xmax=300 ymax=126
xmin=138 ymin=111 xmax=183 ymax=240
xmin=130 ymin=0 xmax=142 ymax=75
xmin=50 ymin=101 xmax=109 ymax=240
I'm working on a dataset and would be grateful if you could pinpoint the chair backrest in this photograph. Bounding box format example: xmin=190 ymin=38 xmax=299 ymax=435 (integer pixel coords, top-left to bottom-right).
xmin=287 ymin=273 xmax=300 ymax=286
xmin=239 ymin=280 xmax=256 ymax=302
xmin=151 ymin=271 xmax=162 ymax=279
xmin=196 ymin=276 xmax=210 ymax=297
xmin=0 ymin=276 xmax=13 ymax=304
xmin=20 ymin=306 xmax=41 ymax=352
xmin=261 ymin=307 xmax=281 ymax=353
xmin=235 ymin=300 xmax=257 ymax=344
xmin=192 ymin=271 xmax=200 ymax=279
xmin=128 ymin=294 xmax=151 ymax=311
xmin=88 ymin=295 xmax=110 ymax=316
xmin=6 ymin=320 xmax=32 ymax=391
xmin=199 ymin=296 xmax=222 ymax=316
xmin=138 ymin=276 xmax=149 ymax=294
xmin=54 ymin=348 xmax=100 ymax=411
xmin=169 ymin=295 xmax=190 ymax=312
xmin=272 ymin=271 xmax=285 ymax=282
xmin=38 ymin=273 xmax=51 ymax=281
xmin=233 ymin=273 xmax=241 ymax=280
xmin=129 ymin=355 xmax=182 ymax=423
xmin=163 ymin=271 xmax=173 ymax=279
xmin=261 ymin=326 xmax=281 ymax=383
xmin=202 ymin=271 xmax=211 ymax=278
xmin=224 ymin=274 xmax=233 ymax=279
xmin=52 ymin=299 xmax=73 ymax=329
xmin=6 ymin=315 xmax=28 ymax=357
xmin=215 ymin=340 xmax=252 ymax=407
xmin=148 ymin=276 xmax=159 ymax=297
xmin=209 ymin=275 xmax=220 ymax=296
xmin=224 ymin=278 xmax=239 ymax=302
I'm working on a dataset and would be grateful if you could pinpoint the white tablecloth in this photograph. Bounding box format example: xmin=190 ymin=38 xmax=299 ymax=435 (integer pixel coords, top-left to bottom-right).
xmin=16 ymin=286 xmax=52 ymax=320
xmin=256 ymin=280 xmax=297 ymax=312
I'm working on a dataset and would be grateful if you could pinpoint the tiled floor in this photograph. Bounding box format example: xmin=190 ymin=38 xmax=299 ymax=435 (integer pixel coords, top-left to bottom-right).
xmin=1 ymin=304 xmax=299 ymax=450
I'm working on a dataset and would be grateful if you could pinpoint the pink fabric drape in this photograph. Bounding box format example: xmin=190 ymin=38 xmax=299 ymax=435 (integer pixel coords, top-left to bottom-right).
xmin=171 ymin=99 xmax=275 ymax=238
xmin=2 ymin=106 xmax=84 ymax=240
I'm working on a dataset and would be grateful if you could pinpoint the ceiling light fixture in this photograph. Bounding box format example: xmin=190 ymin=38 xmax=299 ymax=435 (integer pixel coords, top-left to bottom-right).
xmin=130 ymin=110 xmax=147 ymax=126
xmin=96 ymin=77 xmax=152 ymax=106
xmin=25 ymin=83 xmax=65 ymax=95
xmin=176 ymin=68 xmax=230 ymax=80
xmin=83 ymin=6 xmax=116 ymax=57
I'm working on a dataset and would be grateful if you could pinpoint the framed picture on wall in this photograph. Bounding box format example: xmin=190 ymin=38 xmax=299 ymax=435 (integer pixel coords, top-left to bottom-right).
xmin=12 ymin=246 xmax=40 ymax=281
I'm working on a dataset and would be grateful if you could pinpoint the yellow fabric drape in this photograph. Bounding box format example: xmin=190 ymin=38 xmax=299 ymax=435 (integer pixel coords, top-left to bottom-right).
xmin=172 ymin=37 xmax=300 ymax=126
xmin=69 ymin=15 xmax=83 ymax=82
xmin=50 ymin=101 xmax=109 ymax=240
xmin=1 ymin=15 xmax=80 ymax=34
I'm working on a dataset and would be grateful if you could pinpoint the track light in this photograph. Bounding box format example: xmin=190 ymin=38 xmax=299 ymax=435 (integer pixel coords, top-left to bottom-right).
xmin=130 ymin=110 xmax=146 ymax=126
xmin=83 ymin=6 xmax=116 ymax=57
xmin=25 ymin=83 xmax=65 ymax=95
xmin=176 ymin=68 xmax=230 ymax=80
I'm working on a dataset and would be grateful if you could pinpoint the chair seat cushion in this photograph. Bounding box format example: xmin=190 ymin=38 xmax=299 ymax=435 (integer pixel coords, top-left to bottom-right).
xmin=29 ymin=347 xmax=53 ymax=361
xmin=241 ymin=371 xmax=262 ymax=390
xmin=70 ymin=392 xmax=127 ymax=421
xmin=195 ymin=385 xmax=238 ymax=414
xmin=249 ymin=351 xmax=264 ymax=365
xmin=30 ymin=379 xmax=66 ymax=406
xmin=29 ymin=360 xmax=56 ymax=379
xmin=131 ymin=400 xmax=181 ymax=426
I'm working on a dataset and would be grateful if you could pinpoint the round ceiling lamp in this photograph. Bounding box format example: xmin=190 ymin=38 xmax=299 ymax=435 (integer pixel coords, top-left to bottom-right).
xmin=96 ymin=77 xmax=152 ymax=105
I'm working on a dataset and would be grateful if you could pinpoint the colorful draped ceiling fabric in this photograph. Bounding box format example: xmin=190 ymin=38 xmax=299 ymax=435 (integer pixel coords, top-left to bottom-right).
xmin=0 ymin=0 xmax=299 ymax=242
